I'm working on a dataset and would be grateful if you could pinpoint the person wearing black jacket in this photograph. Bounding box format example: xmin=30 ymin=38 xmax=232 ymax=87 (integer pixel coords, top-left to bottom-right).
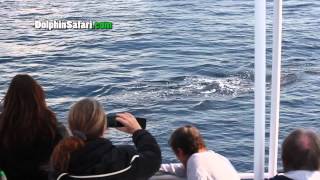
xmin=50 ymin=98 xmax=161 ymax=180
xmin=0 ymin=74 xmax=68 ymax=180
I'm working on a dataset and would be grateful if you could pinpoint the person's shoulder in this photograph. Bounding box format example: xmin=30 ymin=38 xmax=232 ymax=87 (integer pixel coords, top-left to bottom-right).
xmin=194 ymin=150 xmax=231 ymax=164
xmin=73 ymin=138 xmax=113 ymax=157
xmin=70 ymin=138 xmax=115 ymax=168
xmin=312 ymin=171 xmax=320 ymax=179
xmin=95 ymin=141 xmax=137 ymax=163
xmin=313 ymin=170 xmax=320 ymax=177
xmin=208 ymin=150 xmax=228 ymax=159
xmin=285 ymin=170 xmax=320 ymax=180
xmin=187 ymin=151 xmax=217 ymax=168
xmin=268 ymin=175 xmax=293 ymax=180
xmin=187 ymin=151 xmax=213 ymax=164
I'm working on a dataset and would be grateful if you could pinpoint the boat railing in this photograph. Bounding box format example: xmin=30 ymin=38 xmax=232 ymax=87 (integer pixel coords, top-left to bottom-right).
xmin=153 ymin=0 xmax=283 ymax=178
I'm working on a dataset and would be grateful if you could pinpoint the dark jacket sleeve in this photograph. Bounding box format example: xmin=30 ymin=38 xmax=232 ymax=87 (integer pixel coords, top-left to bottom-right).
xmin=130 ymin=129 xmax=162 ymax=178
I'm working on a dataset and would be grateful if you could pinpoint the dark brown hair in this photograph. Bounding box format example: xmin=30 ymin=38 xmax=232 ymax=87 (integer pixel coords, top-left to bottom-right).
xmin=50 ymin=98 xmax=106 ymax=172
xmin=0 ymin=74 xmax=57 ymax=148
xmin=282 ymin=129 xmax=320 ymax=172
xmin=169 ymin=125 xmax=206 ymax=157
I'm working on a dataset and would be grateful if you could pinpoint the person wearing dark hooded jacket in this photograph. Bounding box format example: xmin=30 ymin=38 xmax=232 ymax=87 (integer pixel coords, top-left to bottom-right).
xmin=50 ymin=98 xmax=161 ymax=180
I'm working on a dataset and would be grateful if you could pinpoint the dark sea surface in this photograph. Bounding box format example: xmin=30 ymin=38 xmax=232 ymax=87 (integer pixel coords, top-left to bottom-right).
xmin=0 ymin=0 xmax=319 ymax=172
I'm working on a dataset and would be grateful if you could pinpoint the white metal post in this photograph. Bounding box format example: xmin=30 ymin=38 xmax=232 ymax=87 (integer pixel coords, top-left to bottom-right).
xmin=268 ymin=0 xmax=283 ymax=177
xmin=254 ymin=0 xmax=266 ymax=179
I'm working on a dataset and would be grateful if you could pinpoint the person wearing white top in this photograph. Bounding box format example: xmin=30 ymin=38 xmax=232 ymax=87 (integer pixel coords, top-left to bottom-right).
xmin=160 ymin=125 xmax=240 ymax=180
xmin=284 ymin=170 xmax=320 ymax=180
xmin=269 ymin=129 xmax=320 ymax=180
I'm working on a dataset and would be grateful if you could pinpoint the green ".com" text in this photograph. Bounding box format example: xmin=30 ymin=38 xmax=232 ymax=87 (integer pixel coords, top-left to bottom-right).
xmin=93 ymin=22 xmax=113 ymax=29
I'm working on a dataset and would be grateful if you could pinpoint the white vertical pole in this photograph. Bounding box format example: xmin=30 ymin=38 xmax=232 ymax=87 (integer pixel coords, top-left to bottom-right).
xmin=268 ymin=0 xmax=283 ymax=177
xmin=254 ymin=0 xmax=266 ymax=179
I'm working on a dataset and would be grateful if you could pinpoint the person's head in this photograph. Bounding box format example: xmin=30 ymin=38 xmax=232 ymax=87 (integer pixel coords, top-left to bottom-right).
xmin=68 ymin=98 xmax=106 ymax=139
xmin=169 ymin=125 xmax=206 ymax=166
xmin=0 ymin=74 xmax=57 ymax=148
xmin=282 ymin=129 xmax=320 ymax=172
xmin=51 ymin=98 xmax=106 ymax=172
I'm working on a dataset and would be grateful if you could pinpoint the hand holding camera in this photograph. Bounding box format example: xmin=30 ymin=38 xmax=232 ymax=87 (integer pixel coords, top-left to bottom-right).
xmin=107 ymin=112 xmax=146 ymax=134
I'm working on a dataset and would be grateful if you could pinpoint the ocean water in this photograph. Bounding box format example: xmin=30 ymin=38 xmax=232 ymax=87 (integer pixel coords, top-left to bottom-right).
xmin=0 ymin=0 xmax=319 ymax=173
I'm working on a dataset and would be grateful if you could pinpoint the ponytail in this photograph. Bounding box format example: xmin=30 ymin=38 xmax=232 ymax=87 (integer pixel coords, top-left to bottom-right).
xmin=51 ymin=98 xmax=106 ymax=173
xmin=50 ymin=137 xmax=85 ymax=172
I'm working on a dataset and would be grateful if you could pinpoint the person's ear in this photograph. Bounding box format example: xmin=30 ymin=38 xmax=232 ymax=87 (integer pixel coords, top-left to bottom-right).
xmin=176 ymin=148 xmax=188 ymax=166
xmin=176 ymin=148 xmax=184 ymax=157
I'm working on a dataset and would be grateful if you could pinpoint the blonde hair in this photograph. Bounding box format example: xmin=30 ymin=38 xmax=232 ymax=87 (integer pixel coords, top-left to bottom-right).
xmin=68 ymin=98 xmax=106 ymax=139
xmin=50 ymin=98 xmax=106 ymax=172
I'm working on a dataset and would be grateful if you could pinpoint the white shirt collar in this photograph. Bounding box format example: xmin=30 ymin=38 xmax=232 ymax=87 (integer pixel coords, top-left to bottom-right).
xmin=285 ymin=170 xmax=320 ymax=180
